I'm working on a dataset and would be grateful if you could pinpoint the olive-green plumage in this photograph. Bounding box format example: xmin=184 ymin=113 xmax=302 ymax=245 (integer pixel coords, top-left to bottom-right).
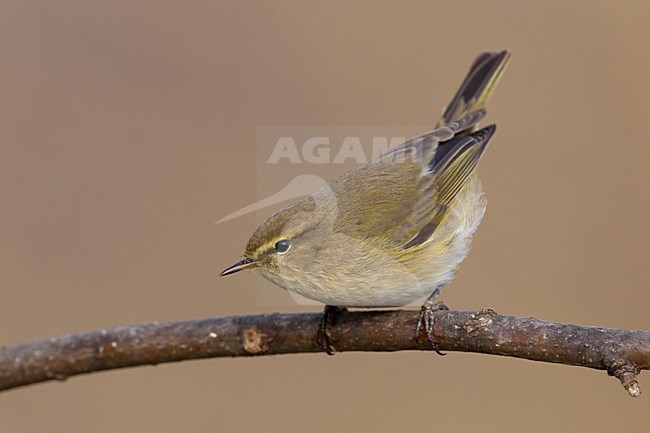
xmin=222 ymin=51 xmax=510 ymax=308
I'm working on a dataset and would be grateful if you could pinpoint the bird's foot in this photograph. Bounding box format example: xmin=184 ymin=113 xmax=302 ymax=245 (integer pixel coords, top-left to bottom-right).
xmin=317 ymin=305 xmax=346 ymax=355
xmin=415 ymin=300 xmax=449 ymax=355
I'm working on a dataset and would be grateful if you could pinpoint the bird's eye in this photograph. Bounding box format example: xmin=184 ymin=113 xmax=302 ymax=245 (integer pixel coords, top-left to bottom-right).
xmin=274 ymin=239 xmax=291 ymax=254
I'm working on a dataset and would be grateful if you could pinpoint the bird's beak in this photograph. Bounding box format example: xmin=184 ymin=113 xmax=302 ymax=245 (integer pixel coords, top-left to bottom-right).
xmin=220 ymin=257 xmax=256 ymax=276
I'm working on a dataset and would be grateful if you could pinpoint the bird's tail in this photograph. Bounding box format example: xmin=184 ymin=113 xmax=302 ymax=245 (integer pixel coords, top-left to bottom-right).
xmin=436 ymin=50 xmax=511 ymax=131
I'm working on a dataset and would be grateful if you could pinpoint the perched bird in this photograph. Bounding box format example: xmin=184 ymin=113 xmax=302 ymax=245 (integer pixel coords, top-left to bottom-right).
xmin=221 ymin=50 xmax=510 ymax=354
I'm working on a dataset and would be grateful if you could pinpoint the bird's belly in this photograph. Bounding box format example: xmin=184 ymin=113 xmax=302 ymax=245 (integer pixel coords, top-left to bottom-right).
xmin=284 ymin=238 xmax=469 ymax=307
xmin=301 ymin=260 xmax=457 ymax=307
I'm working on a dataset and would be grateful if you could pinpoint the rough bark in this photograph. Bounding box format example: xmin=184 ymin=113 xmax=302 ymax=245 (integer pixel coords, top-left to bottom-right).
xmin=1 ymin=309 xmax=648 ymax=396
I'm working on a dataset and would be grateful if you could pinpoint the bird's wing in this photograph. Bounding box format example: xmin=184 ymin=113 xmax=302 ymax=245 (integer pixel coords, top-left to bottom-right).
xmin=401 ymin=125 xmax=495 ymax=249
xmin=329 ymin=120 xmax=493 ymax=246
xmin=378 ymin=109 xmax=486 ymax=168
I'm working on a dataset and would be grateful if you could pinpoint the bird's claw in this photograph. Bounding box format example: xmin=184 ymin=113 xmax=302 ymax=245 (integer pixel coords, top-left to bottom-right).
xmin=317 ymin=305 xmax=346 ymax=355
xmin=415 ymin=300 xmax=449 ymax=355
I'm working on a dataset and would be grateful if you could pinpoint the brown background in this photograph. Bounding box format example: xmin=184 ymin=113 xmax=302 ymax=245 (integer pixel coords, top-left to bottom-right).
xmin=1 ymin=1 xmax=649 ymax=431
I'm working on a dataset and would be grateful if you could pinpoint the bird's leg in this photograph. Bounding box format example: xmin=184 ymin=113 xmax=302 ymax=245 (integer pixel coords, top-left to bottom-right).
xmin=415 ymin=285 xmax=449 ymax=355
xmin=317 ymin=305 xmax=346 ymax=355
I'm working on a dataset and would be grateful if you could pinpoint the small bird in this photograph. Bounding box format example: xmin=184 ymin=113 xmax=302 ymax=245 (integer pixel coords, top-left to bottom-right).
xmin=221 ymin=50 xmax=510 ymax=354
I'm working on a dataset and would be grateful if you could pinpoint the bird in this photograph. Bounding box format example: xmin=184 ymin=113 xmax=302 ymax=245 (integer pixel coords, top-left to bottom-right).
xmin=221 ymin=50 xmax=511 ymax=354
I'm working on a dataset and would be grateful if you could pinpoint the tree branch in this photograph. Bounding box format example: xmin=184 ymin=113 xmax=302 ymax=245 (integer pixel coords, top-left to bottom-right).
xmin=1 ymin=309 xmax=648 ymax=396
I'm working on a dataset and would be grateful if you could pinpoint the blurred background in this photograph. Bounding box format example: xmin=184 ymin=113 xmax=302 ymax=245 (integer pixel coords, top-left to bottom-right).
xmin=1 ymin=1 xmax=649 ymax=431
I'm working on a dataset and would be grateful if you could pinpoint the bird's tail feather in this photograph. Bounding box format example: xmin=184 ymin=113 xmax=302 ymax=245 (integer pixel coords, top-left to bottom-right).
xmin=436 ymin=50 xmax=511 ymax=132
